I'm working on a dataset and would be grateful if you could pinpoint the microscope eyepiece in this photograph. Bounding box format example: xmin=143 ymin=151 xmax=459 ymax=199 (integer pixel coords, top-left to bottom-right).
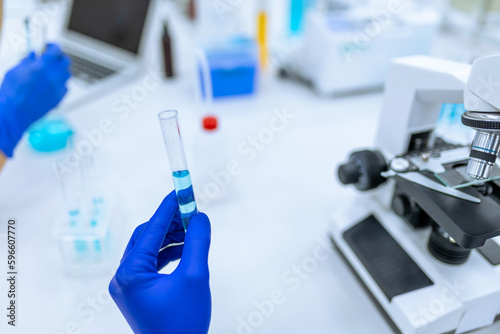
xmin=462 ymin=111 xmax=500 ymax=180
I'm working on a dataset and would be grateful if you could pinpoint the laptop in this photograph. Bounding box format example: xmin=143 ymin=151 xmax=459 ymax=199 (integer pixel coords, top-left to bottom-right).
xmin=59 ymin=0 xmax=154 ymax=110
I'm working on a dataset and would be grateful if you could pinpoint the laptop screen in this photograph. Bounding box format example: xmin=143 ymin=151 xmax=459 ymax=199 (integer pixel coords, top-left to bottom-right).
xmin=67 ymin=0 xmax=151 ymax=55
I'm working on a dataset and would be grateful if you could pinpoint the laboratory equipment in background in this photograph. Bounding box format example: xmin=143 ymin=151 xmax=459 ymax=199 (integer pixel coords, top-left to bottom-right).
xmin=4 ymin=9 xmax=49 ymax=57
xmin=162 ymin=21 xmax=175 ymax=78
xmin=445 ymin=0 xmax=500 ymax=42
xmin=435 ymin=103 xmax=475 ymax=146
xmin=279 ymin=5 xmax=440 ymax=96
xmin=23 ymin=15 xmax=73 ymax=154
xmin=290 ymin=0 xmax=316 ymax=35
xmin=57 ymin=0 xmax=155 ymax=110
xmin=188 ymin=0 xmax=196 ymax=20
xmin=197 ymin=38 xmax=259 ymax=99
xmin=196 ymin=0 xmax=254 ymax=41
xmin=316 ymin=0 xmax=355 ymax=12
xmin=332 ymin=54 xmax=500 ymax=334
xmin=172 ymin=0 xmax=196 ymax=20
xmin=159 ymin=110 xmax=198 ymax=230
xmin=54 ymin=143 xmax=114 ymax=276
xmin=191 ymin=115 xmax=230 ymax=206
xmin=21 ymin=16 xmax=73 ymax=155
xmin=257 ymin=2 xmax=269 ymax=70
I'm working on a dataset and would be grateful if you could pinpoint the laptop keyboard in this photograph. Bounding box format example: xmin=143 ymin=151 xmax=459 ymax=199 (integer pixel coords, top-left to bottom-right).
xmin=68 ymin=53 xmax=116 ymax=84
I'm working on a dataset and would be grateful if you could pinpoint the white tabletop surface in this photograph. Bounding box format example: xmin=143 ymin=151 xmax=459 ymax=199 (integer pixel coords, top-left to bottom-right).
xmin=1 ymin=2 xmax=500 ymax=334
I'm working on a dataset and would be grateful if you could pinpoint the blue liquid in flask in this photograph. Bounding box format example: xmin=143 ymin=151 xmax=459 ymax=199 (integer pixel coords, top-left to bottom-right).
xmin=172 ymin=170 xmax=198 ymax=230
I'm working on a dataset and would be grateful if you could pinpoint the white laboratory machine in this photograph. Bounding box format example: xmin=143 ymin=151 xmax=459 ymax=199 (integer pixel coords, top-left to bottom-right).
xmin=280 ymin=6 xmax=441 ymax=95
xmin=332 ymin=54 xmax=500 ymax=333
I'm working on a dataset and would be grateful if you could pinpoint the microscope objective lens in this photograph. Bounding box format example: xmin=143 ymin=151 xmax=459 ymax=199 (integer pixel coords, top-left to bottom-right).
xmin=466 ymin=131 xmax=500 ymax=180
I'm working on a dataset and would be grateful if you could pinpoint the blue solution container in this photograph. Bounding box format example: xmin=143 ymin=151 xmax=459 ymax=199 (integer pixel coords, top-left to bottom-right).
xmin=28 ymin=117 xmax=74 ymax=152
xmin=199 ymin=38 xmax=258 ymax=99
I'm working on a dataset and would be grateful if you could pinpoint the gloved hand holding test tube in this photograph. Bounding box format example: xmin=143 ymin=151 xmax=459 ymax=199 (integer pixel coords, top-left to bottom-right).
xmin=110 ymin=112 xmax=211 ymax=332
xmin=159 ymin=110 xmax=198 ymax=230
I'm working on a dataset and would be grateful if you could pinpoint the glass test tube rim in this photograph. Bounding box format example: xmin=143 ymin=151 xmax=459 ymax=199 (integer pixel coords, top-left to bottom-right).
xmin=158 ymin=109 xmax=188 ymax=172
xmin=158 ymin=109 xmax=179 ymax=121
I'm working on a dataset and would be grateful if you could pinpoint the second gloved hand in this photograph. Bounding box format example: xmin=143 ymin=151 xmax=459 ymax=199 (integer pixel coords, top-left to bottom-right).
xmin=0 ymin=44 xmax=71 ymax=157
xmin=109 ymin=191 xmax=212 ymax=334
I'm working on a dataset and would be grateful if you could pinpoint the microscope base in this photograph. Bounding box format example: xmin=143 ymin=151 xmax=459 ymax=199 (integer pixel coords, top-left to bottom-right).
xmin=330 ymin=196 xmax=500 ymax=334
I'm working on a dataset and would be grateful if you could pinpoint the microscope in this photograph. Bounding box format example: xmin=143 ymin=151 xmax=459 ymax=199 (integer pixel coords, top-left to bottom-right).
xmin=332 ymin=55 xmax=500 ymax=334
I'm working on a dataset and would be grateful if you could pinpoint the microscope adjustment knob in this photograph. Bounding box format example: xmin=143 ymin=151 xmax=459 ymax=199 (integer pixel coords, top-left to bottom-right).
xmin=338 ymin=162 xmax=360 ymax=185
xmin=428 ymin=225 xmax=471 ymax=265
xmin=392 ymin=195 xmax=411 ymax=217
xmin=337 ymin=150 xmax=388 ymax=191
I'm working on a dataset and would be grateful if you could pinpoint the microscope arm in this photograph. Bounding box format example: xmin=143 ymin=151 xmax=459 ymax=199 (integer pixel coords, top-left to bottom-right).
xmin=375 ymin=56 xmax=469 ymax=157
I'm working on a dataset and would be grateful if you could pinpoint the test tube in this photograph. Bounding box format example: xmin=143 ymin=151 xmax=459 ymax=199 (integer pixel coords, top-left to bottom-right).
xmin=159 ymin=110 xmax=198 ymax=230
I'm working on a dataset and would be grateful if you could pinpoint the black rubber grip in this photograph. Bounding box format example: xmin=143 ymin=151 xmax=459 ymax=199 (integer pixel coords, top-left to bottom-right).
xmin=470 ymin=149 xmax=497 ymax=163
xmin=462 ymin=114 xmax=500 ymax=130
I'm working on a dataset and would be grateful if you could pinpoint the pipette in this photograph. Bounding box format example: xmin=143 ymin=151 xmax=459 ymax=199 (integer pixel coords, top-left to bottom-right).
xmin=158 ymin=110 xmax=198 ymax=230
xmin=24 ymin=17 xmax=31 ymax=52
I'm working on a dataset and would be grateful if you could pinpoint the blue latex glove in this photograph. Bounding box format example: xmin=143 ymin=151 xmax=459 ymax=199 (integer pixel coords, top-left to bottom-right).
xmin=109 ymin=191 xmax=212 ymax=334
xmin=0 ymin=44 xmax=71 ymax=157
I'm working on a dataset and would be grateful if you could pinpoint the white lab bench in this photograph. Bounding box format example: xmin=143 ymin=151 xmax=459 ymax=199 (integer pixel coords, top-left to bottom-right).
xmin=1 ymin=2 xmax=500 ymax=334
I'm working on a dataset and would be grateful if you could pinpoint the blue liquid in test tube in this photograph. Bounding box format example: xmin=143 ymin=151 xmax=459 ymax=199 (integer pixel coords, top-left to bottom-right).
xmin=159 ymin=110 xmax=198 ymax=230
xmin=172 ymin=170 xmax=197 ymax=228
